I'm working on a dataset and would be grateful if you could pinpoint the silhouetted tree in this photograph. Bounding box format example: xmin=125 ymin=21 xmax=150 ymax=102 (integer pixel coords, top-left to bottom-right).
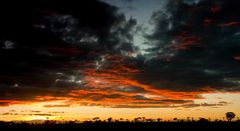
xmin=191 ymin=117 xmax=194 ymax=122
xmin=157 ymin=118 xmax=162 ymax=122
xmin=142 ymin=117 xmax=146 ymax=122
xmin=134 ymin=117 xmax=141 ymax=122
xmin=107 ymin=117 xmax=112 ymax=123
xmin=187 ymin=117 xmax=190 ymax=122
xmin=225 ymin=112 xmax=236 ymax=122
xmin=93 ymin=117 xmax=100 ymax=122
xmin=173 ymin=118 xmax=178 ymax=122
xmin=146 ymin=119 xmax=152 ymax=122
xmin=198 ymin=118 xmax=209 ymax=122
xmin=119 ymin=118 xmax=123 ymax=122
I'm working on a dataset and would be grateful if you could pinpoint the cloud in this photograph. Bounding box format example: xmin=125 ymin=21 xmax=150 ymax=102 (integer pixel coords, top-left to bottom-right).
xmin=116 ymin=86 xmax=145 ymax=93
xmin=1 ymin=113 xmax=19 ymax=116
xmin=112 ymin=101 xmax=230 ymax=108
xmin=48 ymin=111 xmax=65 ymax=114
xmin=0 ymin=0 xmax=239 ymax=108
xmin=181 ymin=101 xmax=230 ymax=108
xmin=136 ymin=0 xmax=240 ymax=92
xmin=0 ymin=102 xmax=10 ymax=107
xmin=0 ymin=110 xmax=64 ymax=117
xmin=32 ymin=113 xmax=54 ymax=116
xmin=1 ymin=113 xmax=55 ymax=116
xmin=0 ymin=0 xmax=138 ymax=103
xmin=44 ymin=104 xmax=71 ymax=108
xmin=28 ymin=110 xmax=42 ymax=113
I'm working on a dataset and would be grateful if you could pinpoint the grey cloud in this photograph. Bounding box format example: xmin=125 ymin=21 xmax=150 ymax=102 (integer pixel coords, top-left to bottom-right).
xmin=135 ymin=0 xmax=240 ymax=92
xmin=116 ymin=86 xmax=145 ymax=93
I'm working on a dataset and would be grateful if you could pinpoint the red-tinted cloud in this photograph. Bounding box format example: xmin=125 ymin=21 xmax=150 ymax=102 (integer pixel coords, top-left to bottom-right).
xmin=220 ymin=22 xmax=240 ymax=27
xmin=211 ymin=6 xmax=221 ymax=13
xmin=233 ymin=56 xmax=240 ymax=61
xmin=172 ymin=32 xmax=201 ymax=50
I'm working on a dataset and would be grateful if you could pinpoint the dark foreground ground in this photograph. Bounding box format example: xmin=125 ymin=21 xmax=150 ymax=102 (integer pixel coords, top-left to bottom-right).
xmin=1 ymin=122 xmax=240 ymax=130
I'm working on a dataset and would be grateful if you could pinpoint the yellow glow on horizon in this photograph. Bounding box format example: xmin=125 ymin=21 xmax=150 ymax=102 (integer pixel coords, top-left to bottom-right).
xmin=0 ymin=93 xmax=240 ymax=121
xmin=23 ymin=116 xmax=48 ymax=121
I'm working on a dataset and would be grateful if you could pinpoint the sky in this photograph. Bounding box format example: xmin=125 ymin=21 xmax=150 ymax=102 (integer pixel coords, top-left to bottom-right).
xmin=0 ymin=0 xmax=240 ymax=121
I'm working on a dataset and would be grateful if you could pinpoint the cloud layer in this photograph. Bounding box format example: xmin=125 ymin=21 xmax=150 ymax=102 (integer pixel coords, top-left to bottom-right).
xmin=0 ymin=0 xmax=240 ymax=108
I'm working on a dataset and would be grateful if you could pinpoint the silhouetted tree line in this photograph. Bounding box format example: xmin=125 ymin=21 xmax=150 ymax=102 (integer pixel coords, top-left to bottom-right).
xmin=0 ymin=112 xmax=239 ymax=129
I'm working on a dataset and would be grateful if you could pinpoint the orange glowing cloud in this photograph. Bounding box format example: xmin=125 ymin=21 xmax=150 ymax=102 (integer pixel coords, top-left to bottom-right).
xmin=0 ymin=100 xmax=27 ymax=106
xmin=51 ymin=54 xmax=215 ymax=108
xmin=0 ymin=54 xmax=216 ymax=108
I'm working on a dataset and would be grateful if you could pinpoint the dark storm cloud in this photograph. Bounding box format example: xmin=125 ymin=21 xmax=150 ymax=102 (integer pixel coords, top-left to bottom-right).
xmin=0 ymin=0 xmax=240 ymax=108
xmin=0 ymin=83 xmax=73 ymax=101
xmin=138 ymin=0 xmax=240 ymax=92
xmin=0 ymin=0 xmax=137 ymax=102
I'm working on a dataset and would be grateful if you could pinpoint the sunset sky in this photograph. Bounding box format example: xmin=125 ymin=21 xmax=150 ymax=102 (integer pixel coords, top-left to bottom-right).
xmin=0 ymin=0 xmax=240 ymax=121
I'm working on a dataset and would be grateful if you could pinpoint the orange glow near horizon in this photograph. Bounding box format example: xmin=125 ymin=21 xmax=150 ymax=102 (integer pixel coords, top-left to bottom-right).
xmin=0 ymin=54 xmax=239 ymax=122
xmin=1 ymin=93 xmax=240 ymax=122
xmin=0 ymin=54 xmax=238 ymax=121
